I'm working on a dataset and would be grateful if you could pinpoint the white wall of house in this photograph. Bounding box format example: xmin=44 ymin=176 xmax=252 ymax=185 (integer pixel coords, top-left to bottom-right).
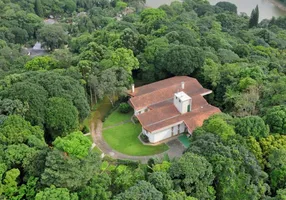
xmin=144 ymin=122 xmax=187 ymax=143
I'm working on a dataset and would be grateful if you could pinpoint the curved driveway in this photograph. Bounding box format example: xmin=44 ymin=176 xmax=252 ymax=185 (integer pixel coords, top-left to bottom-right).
xmin=91 ymin=120 xmax=185 ymax=163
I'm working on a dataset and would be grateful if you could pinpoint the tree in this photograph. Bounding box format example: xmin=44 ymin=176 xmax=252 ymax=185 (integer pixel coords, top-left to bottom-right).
xmin=35 ymin=186 xmax=78 ymax=200
xmin=188 ymin=133 xmax=268 ymax=200
xmin=1 ymin=82 xmax=48 ymax=126
xmin=98 ymin=67 xmax=131 ymax=106
xmin=38 ymin=24 xmax=68 ymax=51
xmin=0 ymin=99 xmax=28 ymax=116
xmin=53 ymin=132 xmax=92 ymax=158
xmin=169 ymin=152 xmax=215 ymax=199
xmin=268 ymin=149 xmax=286 ymax=191
xmin=140 ymin=8 xmax=167 ymax=33
xmin=41 ymin=149 xmax=101 ymax=191
xmin=24 ymin=56 xmax=58 ymax=71
xmin=158 ymin=45 xmax=205 ymax=76
xmin=204 ymin=117 xmax=236 ymax=140
xmin=45 ymin=97 xmax=79 ymax=140
xmin=114 ymin=181 xmax=163 ymax=200
xmin=78 ymin=172 xmax=112 ymax=200
xmin=265 ymin=106 xmax=286 ymax=134
xmin=101 ymin=48 xmax=139 ymax=74
xmin=249 ymin=5 xmax=259 ymax=28
xmin=166 ymin=191 xmax=198 ymax=200
xmin=35 ymin=0 xmax=44 ymax=17
xmin=148 ymin=172 xmax=173 ymax=194
xmin=216 ymin=2 xmax=237 ymax=14
xmin=235 ymin=116 xmax=269 ymax=139
xmin=26 ymin=72 xmax=89 ymax=121
xmin=0 ymin=115 xmax=44 ymax=146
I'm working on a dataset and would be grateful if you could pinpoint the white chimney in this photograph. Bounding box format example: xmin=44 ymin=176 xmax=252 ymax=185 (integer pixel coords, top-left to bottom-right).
xmin=181 ymin=82 xmax=185 ymax=90
xmin=131 ymin=84 xmax=135 ymax=93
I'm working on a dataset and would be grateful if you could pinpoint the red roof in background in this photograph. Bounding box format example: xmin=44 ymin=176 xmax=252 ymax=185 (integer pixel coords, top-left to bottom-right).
xmin=129 ymin=76 xmax=211 ymax=110
xmin=130 ymin=76 xmax=221 ymax=133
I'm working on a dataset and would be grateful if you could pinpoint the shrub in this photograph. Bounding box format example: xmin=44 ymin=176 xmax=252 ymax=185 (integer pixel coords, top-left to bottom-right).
xmin=119 ymin=103 xmax=131 ymax=113
xmin=140 ymin=134 xmax=149 ymax=143
xmin=82 ymin=125 xmax=90 ymax=134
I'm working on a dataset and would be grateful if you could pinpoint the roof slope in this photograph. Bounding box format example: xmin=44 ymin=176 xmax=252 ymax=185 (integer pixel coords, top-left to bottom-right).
xmin=137 ymin=95 xmax=220 ymax=132
xmin=129 ymin=76 xmax=211 ymax=110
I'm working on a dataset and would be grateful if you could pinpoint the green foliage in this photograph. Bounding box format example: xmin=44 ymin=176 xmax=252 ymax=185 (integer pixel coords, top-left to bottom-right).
xmin=38 ymin=24 xmax=68 ymax=51
xmin=78 ymin=172 xmax=112 ymax=200
xmin=169 ymin=152 xmax=215 ymax=199
xmin=216 ymin=2 xmax=237 ymax=14
xmin=53 ymin=131 xmax=91 ymax=158
xmin=1 ymin=81 xmax=48 ymax=126
xmin=41 ymin=149 xmax=101 ymax=191
xmin=159 ymin=44 xmax=205 ymax=76
xmin=118 ymin=103 xmax=131 ymax=113
xmin=25 ymin=56 xmax=58 ymax=71
xmin=35 ymin=186 xmax=78 ymax=200
xmin=114 ymin=180 xmax=163 ymax=200
xmin=204 ymin=116 xmax=236 ymax=140
xmin=249 ymin=5 xmax=259 ymax=28
xmin=265 ymin=106 xmax=286 ymax=134
xmin=235 ymin=116 xmax=269 ymax=139
xmin=45 ymin=97 xmax=79 ymax=139
xmin=148 ymin=172 xmax=173 ymax=194
xmin=35 ymin=0 xmax=44 ymax=17
xmin=0 ymin=115 xmax=44 ymax=145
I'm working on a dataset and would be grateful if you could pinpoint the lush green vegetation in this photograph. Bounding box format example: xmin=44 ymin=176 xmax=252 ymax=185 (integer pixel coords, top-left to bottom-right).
xmin=103 ymin=122 xmax=169 ymax=156
xmin=0 ymin=0 xmax=286 ymax=199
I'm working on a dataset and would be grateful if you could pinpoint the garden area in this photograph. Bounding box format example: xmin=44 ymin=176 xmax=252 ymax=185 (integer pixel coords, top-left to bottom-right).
xmin=102 ymin=105 xmax=169 ymax=156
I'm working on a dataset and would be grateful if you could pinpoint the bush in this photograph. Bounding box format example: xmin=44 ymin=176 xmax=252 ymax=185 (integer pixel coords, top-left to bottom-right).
xmin=82 ymin=125 xmax=90 ymax=134
xmin=119 ymin=103 xmax=131 ymax=113
xmin=140 ymin=134 xmax=149 ymax=143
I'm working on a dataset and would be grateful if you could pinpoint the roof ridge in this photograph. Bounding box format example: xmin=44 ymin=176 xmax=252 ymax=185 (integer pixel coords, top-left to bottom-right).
xmin=145 ymin=102 xmax=210 ymax=128
xmin=132 ymin=78 xmax=199 ymax=100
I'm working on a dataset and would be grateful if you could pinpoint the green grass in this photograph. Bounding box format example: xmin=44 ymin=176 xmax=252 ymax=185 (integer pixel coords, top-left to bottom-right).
xmin=103 ymin=123 xmax=169 ymax=156
xmin=103 ymin=109 xmax=133 ymax=128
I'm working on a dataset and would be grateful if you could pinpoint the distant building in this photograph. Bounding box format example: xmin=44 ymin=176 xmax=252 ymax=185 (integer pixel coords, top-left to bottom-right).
xmin=128 ymin=76 xmax=221 ymax=144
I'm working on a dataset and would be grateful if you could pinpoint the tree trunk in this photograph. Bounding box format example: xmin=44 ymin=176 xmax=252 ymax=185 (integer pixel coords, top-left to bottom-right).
xmin=108 ymin=95 xmax=114 ymax=107
xmin=89 ymin=86 xmax=93 ymax=107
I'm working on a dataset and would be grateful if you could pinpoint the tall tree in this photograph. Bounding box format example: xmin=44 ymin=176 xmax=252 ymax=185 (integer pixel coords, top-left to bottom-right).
xmin=169 ymin=152 xmax=215 ymax=200
xmin=35 ymin=0 xmax=44 ymax=17
xmin=249 ymin=5 xmax=259 ymax=28
xmin=45 ymin=97 xmax=79 ymax=140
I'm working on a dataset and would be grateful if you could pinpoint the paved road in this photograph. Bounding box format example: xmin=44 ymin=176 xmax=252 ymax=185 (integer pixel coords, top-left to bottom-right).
xmin=91 ymin=120 xmax=185 ymax=163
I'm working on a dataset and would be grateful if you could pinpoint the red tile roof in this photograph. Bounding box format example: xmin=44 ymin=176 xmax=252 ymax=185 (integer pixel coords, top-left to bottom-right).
xmin=129 ymin=76 xmax=211 ymax=110
xmin=131 ymin=76 xmax=221 ymax=133
xmin=137 ymin=95 xmax=221 ymax=132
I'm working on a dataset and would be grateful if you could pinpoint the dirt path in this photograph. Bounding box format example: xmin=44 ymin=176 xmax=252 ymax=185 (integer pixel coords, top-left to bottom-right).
xmin=91 ymin=120 xmax=185 ymax=163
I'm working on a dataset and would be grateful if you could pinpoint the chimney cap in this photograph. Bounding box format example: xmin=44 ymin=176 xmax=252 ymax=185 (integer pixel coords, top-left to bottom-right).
xmin=181 ymin=81 xmax=185 ymax=89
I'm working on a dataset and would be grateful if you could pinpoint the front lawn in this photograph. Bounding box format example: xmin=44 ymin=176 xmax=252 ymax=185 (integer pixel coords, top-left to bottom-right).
xmin=103 ymin=122 xmax=169 ymax=156
xmin=103 ymin=109 xmax=133 ymax=128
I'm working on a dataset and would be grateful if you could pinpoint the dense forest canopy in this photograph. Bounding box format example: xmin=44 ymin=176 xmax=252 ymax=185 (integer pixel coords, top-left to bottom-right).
xmin=0 ymin=0 xmax=286 ymax=199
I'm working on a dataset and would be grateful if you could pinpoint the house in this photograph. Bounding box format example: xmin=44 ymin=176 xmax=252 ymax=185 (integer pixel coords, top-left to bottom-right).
xmin=127 ymin=76 xmax=221 ymax=144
